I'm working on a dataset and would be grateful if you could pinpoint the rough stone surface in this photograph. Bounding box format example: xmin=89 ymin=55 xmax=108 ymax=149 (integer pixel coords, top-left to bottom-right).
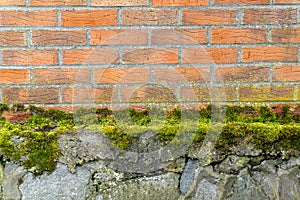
xmin=19 ymin=163 xmax=90 ymax=200
xmin=180 ymin=159 xmax=199 ymax=194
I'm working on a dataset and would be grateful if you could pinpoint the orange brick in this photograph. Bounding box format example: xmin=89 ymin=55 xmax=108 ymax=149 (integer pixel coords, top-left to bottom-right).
xmin=152 ymin=0 xmax=209 ymax=6
xmin=2 ymin=87 xmax=59 ymax=104
xmin=34 ymin=68 xmax=91 ymax=84
xmin=0 ymin=69 xmax=30 ymax=84
xmin=271 ymin=28 xmax=300 ymax=43
xmin=2 ymin=50 xmax=58 ymax=65
xmin=238 ymin=85 xmax=294 ymax=101
xmin=211 ymin=28 xmax=267 ymax=44
xmin=0 ymin=11 xmax=57 ymax=26
xmin=94 ymin=68 xmax=150 ymax=84
xmin=214 ymin=0 xmax=269 ymax=4
xmin=242 ymin=46 xmax=298 ymax=62
xmin=62 ymin=87 xmax=116 ymax=103
xmin=121 ymin=85 xmax=177 ymax=103
xmin=30 ymin=0 xmax=87 ymax=6
xmin=180 ymin=86 xmax=235 ymax=102
xmin=154 ymin=66 xmax=210 ymax=83
xmin=182 ymin=10 xmax=237 ymax=25
xmin=90 ymin=29 xmax=147 ymax=45
xmin=151 ymin=29 xmax=206 ymax=44
xmin=0 ymin=31 xmax=26 ymax=46
xmin=62 ymin=10 xmax=118 ymax=26
xmin=63 ymin=49 xmax=119 ymax=65
xmin=0 ymin=0 xmax=25 ymax=6
xmin=92 ymin=0 xmax=148 ymax=6
xmin=215 ymin=66 xmax=269 ymax=82
xmin=122 ymin=10 xmax=178 ymax=25
xmin=32 ymin=30 xmax=86 ymax=46
xmin=182 ymin=48 xmax=238 ymax=64
xmin=274 ymin=0 xmax=300 ymax=4
xmin=123 ymin=48 xmax=178 ymax=64
xmin=243 ymin=9 xmax=297 ymax=24
xmin=273 ymin=66 xmax=300 ymax=82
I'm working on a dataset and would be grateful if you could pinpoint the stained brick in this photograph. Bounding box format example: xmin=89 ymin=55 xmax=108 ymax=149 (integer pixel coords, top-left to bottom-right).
xmin=152 ymin=0 xmax=209 ymax=6
xmin=214 ymin=0 xmax=269 ymax=4
xmin=0 ymin=0 xmax=25 ymax=6
xmin=0 ymin=69 xmax=30 ymax=84
xmin=243 ymin=9 xmax=297 ymax=24
xmin=0 ymin=31 xmax=26 ymax=46
xmin=274 ymin=0 xmax=300 ymax=4
xmin=271 ymin=28 xmax=300 ymax=43
xmin=182 ymin=10 xmax=237 ymax=25
xmin=92 ymin=0 xmax=148 ymax=6
xmin=273 ymin=66 xmax=300 ymax=82
xmin=30 ymin=0 xmax=87 ymax=6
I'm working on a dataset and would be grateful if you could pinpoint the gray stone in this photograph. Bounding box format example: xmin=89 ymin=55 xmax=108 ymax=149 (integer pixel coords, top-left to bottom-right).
xmin=19 ymin=163 xmax=90 ymax=200
xmin=278 ymin=167 xmax=300 ymax=200
xmin=192 ymin=178 xmax=221 ymax=200
xmin=0 ymin=163 xmax=3 ymax=199
xmin=180 ymin=159 xmax=199 ymax=194
xmin=3 ymin=163 xmax=26 ymax=200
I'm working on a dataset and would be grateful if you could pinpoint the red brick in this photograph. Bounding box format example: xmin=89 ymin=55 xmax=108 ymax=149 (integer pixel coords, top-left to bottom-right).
xmin=122 ymin=10 xmax=178 ymax=25
xmin=0 ymin=0 xmax=25 ymax=6
xmin=182 ymin=10 xmax=237 ymax=25
xmin=122 ymin=48 xmax=178 ymax=64
xmin=90 ymin=29 xmax=147 ymax=45
xmin=0 ymin=31 xmax=26 ymax=46
xmin=243 ymin=9 xmax=297 ymax=24
xmin=274 ymin=0 xmax=300 ymax=4
xmin=271 ymin=28 xmax=300 ymax=43
xmin=30 ymin=0 xmax=87 ymax=6
xmin=0 ymin=11 xmax=57 ymax=26
xmin=152 ymin=0 xmax=209 ymax=6
xmin=2 ymin=50 xmax=58 ymax=65
xmin=63 ymin=49 xmax=119 ymax=65
xmin=182 ymin=48 xmax=238 ymax=64
xmin=273 ymin=66 xmax=300 ymax=82
xmin=215 ymin=66 xmax=269 ymax=82
xmin=151 ymin=29 xmax=207 ymax=44
xmin=94 ymin=68 xmax=150 ymax=84
xmin=154 ymin=66 xmax=210 ymax=83
xmin=92 ymin=0 xmax=148 ymax=6
xmin=0 ymin=69 xmax=30 ymax=84
xmin=62 ymin=10 xmax=118 ymax=26
xmin=211 ymin=28 xmax=267 ymax=44
xmin=2 ymin=87 xmax=59 ymax=104
xmin=32 ymin=30 xmax=86 ymax=46
xmin=34 ymin=68 xmax=91 ymax=84
xmin=62 ymin=87 xmax=116 ymax=103
xmin=214 ymin=0 xmax=269 ymax=4
xmin=242 ymin=46 xmax=298 ymax=62
xmin=239 ymin=85 xmax=294 ymax=101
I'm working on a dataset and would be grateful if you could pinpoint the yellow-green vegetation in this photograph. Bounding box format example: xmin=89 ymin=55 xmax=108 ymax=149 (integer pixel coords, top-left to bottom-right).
xmin=0 ymin=103 xmax=299 ymax=175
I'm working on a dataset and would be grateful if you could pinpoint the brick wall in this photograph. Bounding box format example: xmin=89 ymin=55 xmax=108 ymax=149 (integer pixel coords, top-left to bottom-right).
xmin=0 ymin=0 xmax=299 ymax=109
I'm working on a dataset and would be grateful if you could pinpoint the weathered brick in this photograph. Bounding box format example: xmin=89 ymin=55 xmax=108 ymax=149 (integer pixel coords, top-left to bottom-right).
xmin=94 ymin=68 xmax=150 ymax=84
xmin=62 ymin=10 xmax=118 ymax=26
xmin=122 ymin=10 xmax=178 ymax=25
xmin=211 ymin=28 xmax=267 ymax=44
xmin=215 ymin=66 xmax=269 ymax=82
xmin=154 ymin=66 xmax=210 ymax=83
xmin=182 ymin=10 xmax=237 ymax=25
xmin=92 ymin=0 xmax=148 ymax=6
xmin=30 ymin=0 xmax=87 ymax=6
xmin=151 ymin=29 xmax=207 ymax=44
xmin=2 ymin=50 xmax=58 ymax=65
xmin=62 ymin=87 xmax=116 ymax=103
xmin=2 ymin=88 xmax=59 ymax=104
xmin=271 ymin=28 xmax=300 ymax=43
xmin=0 ymin=69 xmax=30 ymax=84
xmin=238 ymin=85 xmax=294 ymax=101
xmin=243 ymin=9 xmax=297 ymax=24
xmin=63 ymin=49 xmax=119 ymax=65
xmin=0 ymin=11 xmax=57 ymax=26
xmin=0 ymin=0 xmax=25 ymax=6
xmin=242 ymin=46 xmax=298 ymax=62
xmin=122 ymin=48 xmax=178 ymax=64
xmin=180 ymin=86 xmax=236 ymax=101
xmin=274 ymin=0 xmax=300 ymax=4
xmin=273 ymin=66 xmax=300 ymax=82
xmin=34 ymin=68 xmax=91 ymax=84
xmin=32 ymin=30 xmax=86 ymax=46
xmin=121 ymin=85 xmax=177 ymax=103
xmin=152 ymin=0 xmax=209 ymax=6
xmin=90 ymin=29 xmax=147 ymax=45
xmin=214 ymin=0 xmax=269 ymax=4
xmin=0 ymin=31 xmax=26 ymax=46
xmin=182 ymin=48 xmax=238 ymax=64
